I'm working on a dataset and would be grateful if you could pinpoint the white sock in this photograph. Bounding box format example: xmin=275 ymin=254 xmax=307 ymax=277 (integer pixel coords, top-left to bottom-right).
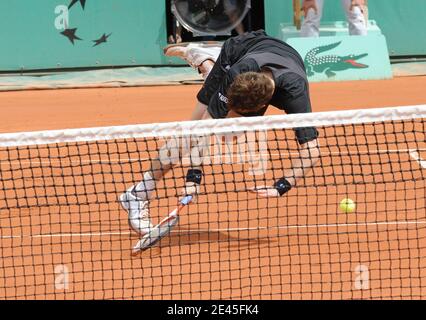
xmin=132 ymin=171 xmax=156 ymax=201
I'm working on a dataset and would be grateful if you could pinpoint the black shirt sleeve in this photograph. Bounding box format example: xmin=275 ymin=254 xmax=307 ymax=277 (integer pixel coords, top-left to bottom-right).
xmin=270 ymin=72 xmax=319 ymax=144
xmin=270 ymin=72 xmax=312 ymax=113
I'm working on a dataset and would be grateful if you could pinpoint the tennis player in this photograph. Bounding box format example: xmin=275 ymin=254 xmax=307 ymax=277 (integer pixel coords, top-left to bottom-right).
xmin=120 ymin=30 xmax=320 ymax=235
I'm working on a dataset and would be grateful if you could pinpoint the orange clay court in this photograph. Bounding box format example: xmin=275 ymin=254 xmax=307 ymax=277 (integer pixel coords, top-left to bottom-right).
xmin=0 ymin=77 xmax=425 ymax=299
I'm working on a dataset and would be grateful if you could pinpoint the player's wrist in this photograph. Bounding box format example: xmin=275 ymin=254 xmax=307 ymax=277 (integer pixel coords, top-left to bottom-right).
xmin=273 ymin=178 xmax=292 ymax=196
xmin=186 ymin=168 xmax=203 ymax=185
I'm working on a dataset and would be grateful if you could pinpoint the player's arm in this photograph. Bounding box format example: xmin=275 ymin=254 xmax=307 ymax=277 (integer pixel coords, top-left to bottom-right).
xmin=181 ymin=61 xmax=256 ymax=200
xmin=178 ymin=101 xmax=213 ymax=202
xmin=252 ymin=138 xmax=320 ymax=198
xmin=251 ymin=74 xmax=320 ymax=197
xmin=180 ymin=65 xmax=244 ymax=200
xmin=255 ymin=139 xmax=321 ymax=195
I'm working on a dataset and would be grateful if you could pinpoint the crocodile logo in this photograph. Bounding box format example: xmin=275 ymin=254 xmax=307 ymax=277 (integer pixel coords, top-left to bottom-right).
xmin=304 ymin=41 xmax=369 ymax=78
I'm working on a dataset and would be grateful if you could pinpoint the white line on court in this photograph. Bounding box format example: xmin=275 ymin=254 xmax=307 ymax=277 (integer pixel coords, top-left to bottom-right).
xmin=1 ymin=147 xmax=425 ymax=167
xmin=2 ymin=220 xmax=425 ymax=240
xmin=1 ymin=147 xmax=424 ymax=240
xmin=409 ymin=149 xmax=426 ymax=169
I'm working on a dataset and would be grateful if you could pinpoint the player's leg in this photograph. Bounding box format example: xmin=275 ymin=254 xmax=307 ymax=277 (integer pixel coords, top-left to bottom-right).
xmin=120 ymin=101 xmax=211 ymax=236
xmin=342 ymin=0 xmax=368 ymax=36
xmin=121 ymin=38 xmax=235 ymax=235
xmin=190 ymin=101 xmax=212 ymax=120
xmin=121 ymin=42 xmax=223 ymax=235
xmin=125 ymin=105 xmax=208 ymax=195
xmin=174 ymin=38 xmax=249 ymax=201
xmin=300 ymin=0 xmax=324 ymax=37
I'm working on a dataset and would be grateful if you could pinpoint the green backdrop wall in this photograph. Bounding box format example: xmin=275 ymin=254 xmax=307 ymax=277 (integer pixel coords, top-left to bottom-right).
xmin=265 ymin=0 xmax=426 ymax=57
xmin=0 ymin=0 xmax=425 ymax=71
xmin=0 ymin=0 xmax=169 ymax=71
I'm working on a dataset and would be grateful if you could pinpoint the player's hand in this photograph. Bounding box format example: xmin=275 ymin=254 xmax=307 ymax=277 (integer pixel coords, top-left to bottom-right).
xmin=302 ymin=0 xmax=318 ymax=16
xmin=249 ymin=186 xmax=280 ymax=198
xmin=179 ymin=182 xmax=200 ymax=203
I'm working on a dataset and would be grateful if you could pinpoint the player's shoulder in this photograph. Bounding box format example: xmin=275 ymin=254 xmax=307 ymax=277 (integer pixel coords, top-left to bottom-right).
xmin=276 ymin=72 xmax=308 ymax=87
xmin=274 ymin=72 xmax=309 ymax=98
xmin=229 ymin=57 xmax=260 ymax=74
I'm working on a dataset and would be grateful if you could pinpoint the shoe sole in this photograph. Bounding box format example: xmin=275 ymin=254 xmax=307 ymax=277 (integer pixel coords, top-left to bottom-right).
xmin=163 ymin=41 xmax=222 ymax=55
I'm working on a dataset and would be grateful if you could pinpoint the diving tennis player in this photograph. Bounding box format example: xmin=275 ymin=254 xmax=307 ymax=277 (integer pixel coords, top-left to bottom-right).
xmin=120 ymin=30 xmax=320 ymax=235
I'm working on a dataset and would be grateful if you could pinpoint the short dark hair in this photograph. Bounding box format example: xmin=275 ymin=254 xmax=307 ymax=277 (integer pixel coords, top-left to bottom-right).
xmin=227 ymin=72 xmax=274 ymax=113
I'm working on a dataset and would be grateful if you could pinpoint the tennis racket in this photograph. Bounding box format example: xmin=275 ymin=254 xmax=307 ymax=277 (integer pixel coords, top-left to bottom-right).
xmin=132 ymin=195 xmax=193 ymax=255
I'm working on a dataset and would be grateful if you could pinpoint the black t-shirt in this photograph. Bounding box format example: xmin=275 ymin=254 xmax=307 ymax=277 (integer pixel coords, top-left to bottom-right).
xmin=207 ymin=58 xmax=312 ymax=119
xmin=197 ymin=30 xmax=318 ymax=144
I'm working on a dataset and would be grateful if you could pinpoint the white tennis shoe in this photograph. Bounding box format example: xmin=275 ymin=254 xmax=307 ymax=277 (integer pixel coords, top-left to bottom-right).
xmin=119 ymin=187 xmax=153 ymax=236
xmin=163 ymin=42 xmax=221 ymax=68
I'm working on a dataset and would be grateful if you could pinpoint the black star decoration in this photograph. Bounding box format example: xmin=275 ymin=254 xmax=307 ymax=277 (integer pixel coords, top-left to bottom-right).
xmin=61 ymin=28 xmax=83 ymax=45
xmin=92 ymin=33 xmax=112 ymax=47
xmin=68 ymin=0 xmax=86 ymax=10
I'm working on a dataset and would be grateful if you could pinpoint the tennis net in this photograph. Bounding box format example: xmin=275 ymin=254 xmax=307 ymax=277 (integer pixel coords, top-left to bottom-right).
xmin=0 ymin=105 xmax=425 ymax=299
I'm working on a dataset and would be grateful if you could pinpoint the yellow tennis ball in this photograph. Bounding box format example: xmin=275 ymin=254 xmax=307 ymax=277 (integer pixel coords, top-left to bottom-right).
xmin=340 ymin=198 xmax=356 ymax=213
